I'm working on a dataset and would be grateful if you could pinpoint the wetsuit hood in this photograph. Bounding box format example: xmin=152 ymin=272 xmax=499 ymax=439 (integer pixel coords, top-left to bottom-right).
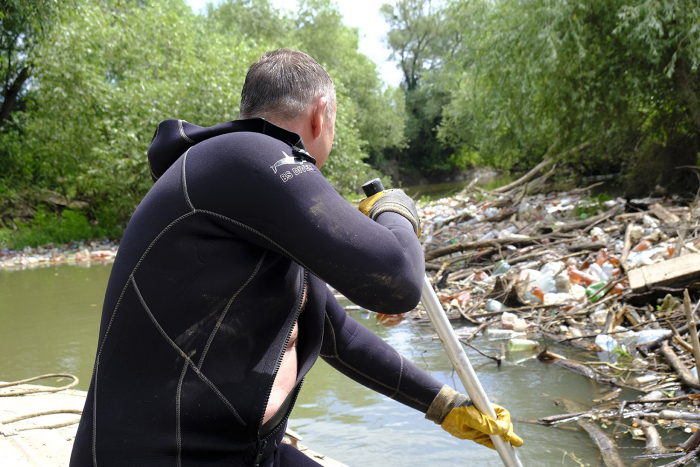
xmin=147 ymin=118 xmax=315 ymax=182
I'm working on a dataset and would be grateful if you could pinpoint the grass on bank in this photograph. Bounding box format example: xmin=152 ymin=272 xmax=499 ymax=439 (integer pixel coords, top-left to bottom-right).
xmin=0 ymin=206 xmax=120 ymax=250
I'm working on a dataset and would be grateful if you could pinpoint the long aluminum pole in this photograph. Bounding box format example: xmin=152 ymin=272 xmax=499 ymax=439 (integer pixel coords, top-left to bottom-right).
xmin=422 ymin=276 xmax=523 ymax=467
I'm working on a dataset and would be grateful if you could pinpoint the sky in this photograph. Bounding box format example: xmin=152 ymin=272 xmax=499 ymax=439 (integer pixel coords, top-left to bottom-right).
xmin=185 ymin=0 xmax=403 ymax=87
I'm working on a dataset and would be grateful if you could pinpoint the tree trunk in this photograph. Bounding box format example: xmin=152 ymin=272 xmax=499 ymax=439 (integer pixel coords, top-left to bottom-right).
xmin=0 ymin=66 xmax=30 ymax=129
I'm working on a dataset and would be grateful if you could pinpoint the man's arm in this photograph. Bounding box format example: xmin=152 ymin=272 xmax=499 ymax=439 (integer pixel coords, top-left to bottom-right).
xmin=319 ymin=287 xmax=443 ymax=412
xmin=186 ymin=134 xmax=425 ymax=314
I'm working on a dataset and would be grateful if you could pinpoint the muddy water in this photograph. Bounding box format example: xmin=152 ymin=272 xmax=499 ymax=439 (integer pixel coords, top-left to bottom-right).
xmin=0 ymin=264 xmax=686 ymax=465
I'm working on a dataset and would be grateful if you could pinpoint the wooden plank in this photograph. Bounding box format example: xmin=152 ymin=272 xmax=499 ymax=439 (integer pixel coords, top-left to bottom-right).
xmin=629 ymin=254 xmax=700 ymax=293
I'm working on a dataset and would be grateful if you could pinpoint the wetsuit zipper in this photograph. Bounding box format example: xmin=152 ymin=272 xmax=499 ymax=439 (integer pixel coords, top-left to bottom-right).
xmin=252 ymin=378 xmax=305 ymax=466
xmin=253 ymin=269 xmax=308 ymax=466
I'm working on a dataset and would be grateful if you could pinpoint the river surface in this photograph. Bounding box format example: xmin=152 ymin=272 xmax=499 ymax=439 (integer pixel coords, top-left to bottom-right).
xmin=0 ymin=264 xmax=687 ymax=466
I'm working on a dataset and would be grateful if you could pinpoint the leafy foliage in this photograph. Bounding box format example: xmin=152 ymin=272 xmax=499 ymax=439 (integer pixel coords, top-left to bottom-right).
xmin=0 ymin=0 xmax=406 ymax=247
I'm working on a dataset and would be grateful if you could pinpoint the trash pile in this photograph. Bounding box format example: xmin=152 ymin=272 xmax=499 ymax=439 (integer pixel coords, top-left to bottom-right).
xmin=413 ymin=175 xmax=700 ymax=464
xmin=0 ymin=240 xmax=118 ymax=270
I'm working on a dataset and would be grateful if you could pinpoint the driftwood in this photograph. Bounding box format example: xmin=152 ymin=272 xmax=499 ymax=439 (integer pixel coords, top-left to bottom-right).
xmin=424 ymin=235 xmax=552 ymax=261
xmin=556 ymin=205 xmax=624 ymax=233
xmin=492 ymin=139 xmax=590 ymax=194
xmin=537 ymin=350 xmax=596 ymax=379
xmin=562 ymin=399 xmax=625 ymax=467
xmin=636 ymin=418 xmax=666 ymax=455
xmin=650 ymin=204 xmax=681 ymax=224
xmin=659 ymin=341 xmax=700 ymax=389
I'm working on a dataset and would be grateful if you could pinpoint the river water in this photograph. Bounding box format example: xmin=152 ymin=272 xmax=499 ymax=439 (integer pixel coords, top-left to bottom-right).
xmin=0 ymin=264 xmax=686 ymax=466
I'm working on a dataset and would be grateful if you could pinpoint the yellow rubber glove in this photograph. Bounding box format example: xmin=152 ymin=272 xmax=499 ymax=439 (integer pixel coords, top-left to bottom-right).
xmin=441 ymin=403 xmax=524 ymax=450
xmin=358 ymin=189 xmax=421 ymax=237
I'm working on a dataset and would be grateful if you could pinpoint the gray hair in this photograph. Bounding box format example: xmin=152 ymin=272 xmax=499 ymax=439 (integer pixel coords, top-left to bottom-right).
xmin=239 ymin=48 xmax=336 ymax=121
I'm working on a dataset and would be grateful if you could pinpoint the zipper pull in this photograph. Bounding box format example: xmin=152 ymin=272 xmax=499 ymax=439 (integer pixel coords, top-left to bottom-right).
xmin=253 ymin=439 xmax=268 ymax=466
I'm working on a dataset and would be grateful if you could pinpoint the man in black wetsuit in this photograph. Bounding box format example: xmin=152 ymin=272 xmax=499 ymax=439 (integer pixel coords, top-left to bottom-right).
xmin=70 ymin=48 xmax=522 ymax=467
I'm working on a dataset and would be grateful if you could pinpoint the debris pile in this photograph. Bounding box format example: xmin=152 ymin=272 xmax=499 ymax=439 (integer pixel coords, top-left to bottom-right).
xmin=413 ymin=176 xmax=700 ymax=465
xmin=0 ymin=240 xmax=118 ymax=270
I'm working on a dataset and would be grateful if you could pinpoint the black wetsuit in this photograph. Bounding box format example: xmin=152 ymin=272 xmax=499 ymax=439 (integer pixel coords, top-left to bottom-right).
xmin=70 ymin=118 xmax=444 ymax=467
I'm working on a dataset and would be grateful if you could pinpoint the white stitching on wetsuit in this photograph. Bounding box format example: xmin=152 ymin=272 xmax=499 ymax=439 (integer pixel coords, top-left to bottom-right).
xmin=181 ymin=148 xmax=195 ymax=211
xmin=197 ymin=250 xmax=267 ymax=369
xmin=197 ymin=210 xmax=314 ymax=273
xmin=322 ymin=313 xmax=428 ymax=407
xmin=176 ymin=361 xmax=188 ymax=467
xmin=90 ymin=211 xmax=197 ymax=466
xmin=389 ymin=355 xmax=404 ymax=400
xmin=130 ymin=276 xmax=248 ymax=426
xmin=178 ymin=119 xmax=196 ymax=144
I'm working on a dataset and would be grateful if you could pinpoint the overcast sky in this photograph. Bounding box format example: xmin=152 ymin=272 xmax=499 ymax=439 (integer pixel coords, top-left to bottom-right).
xmin=185 ymin=0 xmax=403 ymax=87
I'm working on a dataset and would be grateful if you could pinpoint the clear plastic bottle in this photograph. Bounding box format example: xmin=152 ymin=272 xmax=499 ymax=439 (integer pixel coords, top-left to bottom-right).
xmin=601 ymin=262 xmax=614 ymax=282
xmin=507 ymin=339 xmax=538 ymax=351
xmin=492 ymin=261 xmax=511 ymax=276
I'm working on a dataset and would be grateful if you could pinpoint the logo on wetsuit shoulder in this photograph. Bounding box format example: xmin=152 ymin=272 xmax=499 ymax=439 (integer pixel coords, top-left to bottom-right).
xmin=270 ymin=151 xmax=314 ymax=182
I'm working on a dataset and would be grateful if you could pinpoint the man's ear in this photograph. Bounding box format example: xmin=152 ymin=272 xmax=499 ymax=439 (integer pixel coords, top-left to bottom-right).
xmin=311 ymin=97 xmax=328 ymax=139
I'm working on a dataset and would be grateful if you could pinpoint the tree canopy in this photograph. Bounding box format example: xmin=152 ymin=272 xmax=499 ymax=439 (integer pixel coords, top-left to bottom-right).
xmin=0 ymin=0 xmax=405 ymax=246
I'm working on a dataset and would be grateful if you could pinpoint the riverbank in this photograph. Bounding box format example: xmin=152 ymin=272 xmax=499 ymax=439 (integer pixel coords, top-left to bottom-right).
xmin=0 ymin=240 xmax=118 ymax=271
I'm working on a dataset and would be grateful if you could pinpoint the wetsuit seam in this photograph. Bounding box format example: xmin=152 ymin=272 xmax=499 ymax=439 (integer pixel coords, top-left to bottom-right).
xmin=178 ymin=119 xmax=196 ymax=144
xmin=92 ymin=361 xmax=98 ymax=467
xmin=130 ymin=275 xmax=248 ymax=426
xmin=323 ymin=313 xmax=428 ymax=407
xmin=196 ymin=209 xmax=314 ymax=272
xmin=181 ymin=148 xmax=195 ymax=211
xmin=197 ymin=250 xmax=267 ymax=369
xmin=389 ymin=355 xmax=405 ymax=400
xmin=89 ymin=211 xmax=195 ymax=467
xmin=176 ymin=361 xmax=188 ymax=467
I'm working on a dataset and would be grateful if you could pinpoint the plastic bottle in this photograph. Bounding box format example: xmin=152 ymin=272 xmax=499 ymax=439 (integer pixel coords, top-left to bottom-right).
xmin=486 ymin=329 xmax=525 ymax=339
xmin=586 ymin=281 xmax=607 ymax=302
xmin=540 ymin=278 xmax=557 ymax=293
xmin=507 ymin=339 xmax=538 ymax=351
xmin=492 ymin=261 xmax=511 ymax=276
xmin=501 ymin=311 xmax=516 ymax=328
xmin=485 ymin=299 xmax=503 ymax=313
xmin=601 ymin=262 xmax=614 ymax=282
xmin=543 ymin=293 xmax=574 ymax=305
xmin=568 ymin=267 xmax=597 ymax=286
xmin=540 ymin=261 xmax=565 ymax=277
xmin=595 ymin=334 xmax=618 ymax=353
xmin=588 ymin=263 xmax=603 ymax=281
xmin=590 ymin=307 xmax=608 ymax=326
xmin=513 ymin=318 xmax=528 ymax=332
xmin=596 ymin=249 xmax=609 ymax=266
xmin=531 ymin=286 xmax=546 ymax=302
xmin=632 ymin=239 xmax=652 ymax=252
xmin=621 ymin=329 xmax=672 ymax=346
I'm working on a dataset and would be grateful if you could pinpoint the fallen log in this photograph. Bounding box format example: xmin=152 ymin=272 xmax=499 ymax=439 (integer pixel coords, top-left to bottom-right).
xmin=556 ymin=205 xmax=624 ymax=233
xmin=424 ymin=235 xmax=551 ymax=261
xmin=562 ymin=399 xmax=625 ymax=467
xmin=492 ymin=139 xmax=591 ymax=194
xmin=536 ymin=350 xmax=596 ymax=379
xmin=636 ymin=418 xmax=666 ymax=455
xmin=650 ymin=204 xmax=681 ymax=225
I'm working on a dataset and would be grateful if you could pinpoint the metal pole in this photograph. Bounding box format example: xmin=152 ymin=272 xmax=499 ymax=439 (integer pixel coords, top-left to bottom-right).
xmin=421 ymin=276 xmax=523 ymax=467
xmin=360 ymin=178 xmax=522 ymax=466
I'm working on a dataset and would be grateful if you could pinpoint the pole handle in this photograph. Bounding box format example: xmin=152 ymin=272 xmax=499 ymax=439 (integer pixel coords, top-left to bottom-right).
xmin=362 ymin=178 xmax=385 ymax=197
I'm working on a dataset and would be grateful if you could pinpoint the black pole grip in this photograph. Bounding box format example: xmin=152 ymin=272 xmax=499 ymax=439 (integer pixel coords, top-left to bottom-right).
xmin=362 ymin=178 xmax=385 ymax=197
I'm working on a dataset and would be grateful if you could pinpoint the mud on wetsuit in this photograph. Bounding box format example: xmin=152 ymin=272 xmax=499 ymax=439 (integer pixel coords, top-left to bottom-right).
xmin=70 ymin=118 xmax=445 ymax=467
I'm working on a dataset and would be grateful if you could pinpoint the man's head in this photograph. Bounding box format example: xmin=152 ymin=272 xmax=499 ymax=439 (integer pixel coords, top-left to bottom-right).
xmin=240 ymin=49 xmax=336 ymax=168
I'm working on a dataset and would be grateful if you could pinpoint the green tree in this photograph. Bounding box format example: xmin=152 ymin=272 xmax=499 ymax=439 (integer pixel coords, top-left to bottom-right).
xmin=437 ymin=0 xmax=700 ymax=193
